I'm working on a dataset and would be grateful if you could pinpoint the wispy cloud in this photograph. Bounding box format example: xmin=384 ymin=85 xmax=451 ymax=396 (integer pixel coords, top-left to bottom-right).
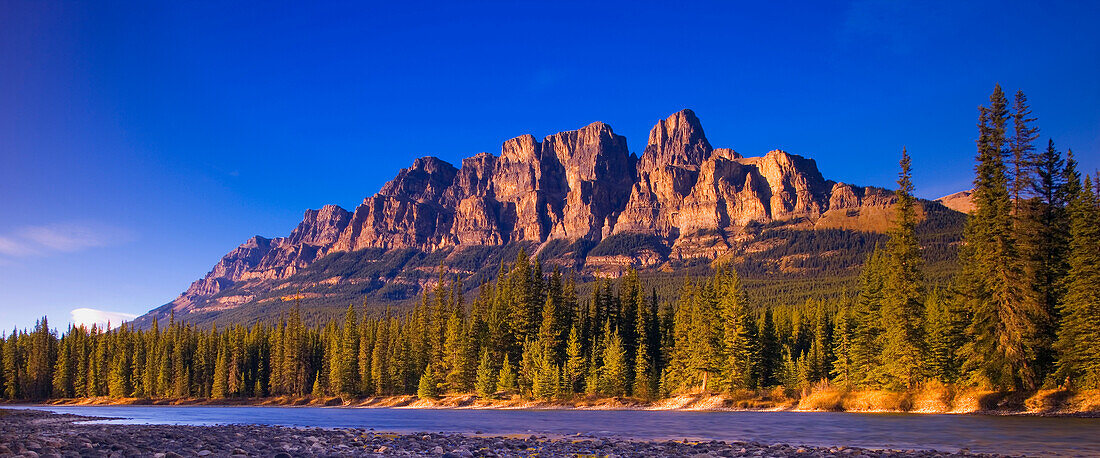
xmin=70 ymin=308 xmax=138 ymax=330
xmin=0 ymin=222 xmax=133 ymax=260
xmin=0 ymin=235 xmax=39 ymax=257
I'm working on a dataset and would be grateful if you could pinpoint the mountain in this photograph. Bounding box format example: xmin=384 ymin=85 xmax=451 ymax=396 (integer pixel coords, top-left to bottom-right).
xmin=937 ymin=189 xmax=975 ymax=214
xmin=134 ymin=110 xmax=965 ymax=327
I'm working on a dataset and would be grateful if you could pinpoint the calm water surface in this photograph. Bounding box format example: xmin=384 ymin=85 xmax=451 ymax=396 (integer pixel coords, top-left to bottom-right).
xmin=15 ymin=405 xmax=1100 ymax=457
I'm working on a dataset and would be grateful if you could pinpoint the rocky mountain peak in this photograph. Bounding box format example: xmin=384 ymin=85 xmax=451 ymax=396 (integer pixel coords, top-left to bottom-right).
xmin=500 ymin=134 xmax=541 ymax=163
xmin=141 ymin=109 xmax=950 ymax=324
xmin=287 ymin=205 xmax=351 ymax=246
xmin=638 ymin=109 xmax=713 ymax=172
xmin=378 ymin=156 xmax=458 ymax=203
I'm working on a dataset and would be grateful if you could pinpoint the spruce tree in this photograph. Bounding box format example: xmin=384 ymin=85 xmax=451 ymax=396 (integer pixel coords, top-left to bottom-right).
xmin=924 ymin=289 xmax=967 ymax=384
xmin=371 ymin=314 xmax=390 ymax=395
xmin=632 ymin=336 xmax=654 ymax=400
xmin=717 ymin=265 xmax=758 ymax=391
xmin=850 ymin=247 xmax=886 ymax=388
xmin=1028 ymin=140 xmax=1070 ymax=381
xmin=474 ymin=349 xmax=496 ymax=398
xmin=757 ymin=309 xmax=780 ymax=388
xmin=564 ymin=325 xmax=585 ymax=394
xmin=831 ymin=306 xmax=855 ymax=387
xmin=358 ymin=316 xmax=374 ymax=395
xmin=531 ymin=346 xmax=560 ymax=401
xmin=53 ymin=332 xmax=75 ymax=398
xmin=1056 ymin=174 xmax=1100 ymax=388
xmin=1010 ymin=90 xmax=1040 ymax=211
xmin=495 ymin=354 xmax=517 ymax=394
xmin=880 ymin=148 xmax=927 ymax=389
xmin=958 ymin=86 xmax=1039 ymax=390
xmin=338 ymin=304 xmax=360 ymax=396
xmin=598 ymin=324 xmax=627 ymax=397
xmin=417 ymin=363 xmax=440 ymax=399
xmin=4 ymin=329 xmax=20 ymax=399
xmin=212 ymin=345 xmax=228 ymax=399
xmin=442 ymin=311 xmax=471 ymax=393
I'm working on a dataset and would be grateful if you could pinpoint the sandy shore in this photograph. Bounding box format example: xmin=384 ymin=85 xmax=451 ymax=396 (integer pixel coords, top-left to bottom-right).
xmin=0 ymin=407 xmax=1011 ymax=457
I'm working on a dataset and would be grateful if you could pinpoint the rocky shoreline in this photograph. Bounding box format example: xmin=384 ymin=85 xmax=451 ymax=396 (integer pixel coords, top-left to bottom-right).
xmin=1 ymin=408 xmax=1009 ymax=457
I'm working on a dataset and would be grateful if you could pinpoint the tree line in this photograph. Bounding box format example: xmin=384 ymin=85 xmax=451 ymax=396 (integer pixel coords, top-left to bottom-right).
xmin=2 ymin=85 xmax=1098 ymax=401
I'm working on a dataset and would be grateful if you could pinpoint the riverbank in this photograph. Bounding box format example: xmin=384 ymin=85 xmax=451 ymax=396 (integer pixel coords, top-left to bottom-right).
xmin=24 ymin=387 xmax=1100 ymax=417
xmin=0 ymin=408 xmax=1008 ymax=457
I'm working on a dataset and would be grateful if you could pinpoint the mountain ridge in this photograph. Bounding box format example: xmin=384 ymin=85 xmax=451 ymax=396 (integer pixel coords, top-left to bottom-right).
xmin=136 ymin=109 xmax=966 ymax=326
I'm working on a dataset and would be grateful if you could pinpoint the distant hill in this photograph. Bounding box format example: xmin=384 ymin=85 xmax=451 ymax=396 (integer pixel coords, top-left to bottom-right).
xmin=937 ymin=189 xmax=975 ymax=214
xmin=133 ymin=110 xmax=966 ymax=327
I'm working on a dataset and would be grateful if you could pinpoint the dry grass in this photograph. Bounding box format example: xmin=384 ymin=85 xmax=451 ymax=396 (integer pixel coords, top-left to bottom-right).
xmin=797 ymin=387 xmax=846 ymax=411
xmin=909 ymin=381 xmax=953 ymax=413
xmin=1072 ymin=390 xmax=1100 ymax=412
xmin=26 ymin=388 xmax=1100 ymax=415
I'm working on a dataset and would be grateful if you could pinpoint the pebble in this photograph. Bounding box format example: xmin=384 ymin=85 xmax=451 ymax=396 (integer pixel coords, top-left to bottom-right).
xmin=0 ymin=408 xmax=1009 ymax=457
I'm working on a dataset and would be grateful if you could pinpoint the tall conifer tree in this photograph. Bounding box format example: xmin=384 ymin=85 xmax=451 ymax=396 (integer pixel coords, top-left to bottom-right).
xmin=958 ymin=86 xmax=1038 ymax=389
xmin=880 ymin=148 xmax=927 ymax=389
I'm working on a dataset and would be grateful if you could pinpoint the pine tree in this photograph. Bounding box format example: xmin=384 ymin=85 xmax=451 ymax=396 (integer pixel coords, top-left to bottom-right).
xmin=531 ymin=346 xmax=560 ymax=401
xmin=518 ymin=338 xmax=538 ymax=395
xmin=849 ymin=247 xmax=886 ymax=388
xmin=26 ymin=317 xmax=57 ymax=399
xmin=1010 ymin=90 xmax=1040 ymax=211
xmin=598 ymin=324 xmax=627 ymax=397
xmin=757 ymin=309 xmax=780 ymax=387
xmin=417 ymin=363 xmax=440 ymax=399
xmin=4 ymin=329 xmax=20 ymax=399
xmin=358 ymin=315 xmax=374 ymax=395
xmin=1056 ymin=173 xmax=1100 ymax=388
xmin=495 ymin=354 xmax=517 ymax=394
xmin=508 ymin=249 xmax=538 ymax=348
xmin=831 ymin=306 xmax=855 ymax=387
xmin=537 ymin=295 xmax=564 ymax=364
xmin=338 ymin=304 xmax=360 ymax=396
xmin=312 ymin=373 xmax=324 ymax=397
xmin=924 ymin=289 xmax=967 ymax=384
xmin=53 ymin=331 xmax=75 ymax=398
xmin=958 ymin=86 xmax=1039 ymax=390
xmin=564 ymin=325 xmax=584 ymax=395
xmin=779 ymin=347 xmax=800 ymax=390
xmin=372 ymin=312 xmax=390 ymax=395
xmin=442 ymin=310 xmax=471 ymax=393
xmin=1028 ymin=140 xmax=1070 ymax=381
xmin=108 ymin=333 xmax=131 ymax=398
xmin=212 ymin=345 xmax=228 ymax=399
xmin=474 ymin=349 xmax=496 ymax=398
xmin=717 ymin=265 xmax=758 ymax=391
xmin=880 ymin=148 xmax=927 ymax=389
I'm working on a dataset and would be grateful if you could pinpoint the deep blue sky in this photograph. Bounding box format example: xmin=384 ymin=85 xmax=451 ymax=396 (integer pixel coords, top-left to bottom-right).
xmin=2 ymin=1 xmax=1098 ymax=331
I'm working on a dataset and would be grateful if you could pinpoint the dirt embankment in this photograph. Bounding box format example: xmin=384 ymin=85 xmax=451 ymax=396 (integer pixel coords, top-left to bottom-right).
xmin=24 ymin=386 xmax=1100 ymax=416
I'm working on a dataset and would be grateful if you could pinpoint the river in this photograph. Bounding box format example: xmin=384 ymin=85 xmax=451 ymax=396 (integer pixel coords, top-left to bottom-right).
xmin=13 ymin=405 xmax=1100 ymax=456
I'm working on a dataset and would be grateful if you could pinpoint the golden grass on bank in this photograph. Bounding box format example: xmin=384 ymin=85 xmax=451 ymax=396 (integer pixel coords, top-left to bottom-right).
xmin=21 ymin=388 xmax=1100 ymax=415
xmin=909 ymin=381 xmax=953 ymax=413
xmin=1073 ymin=390 xmax=1100 ymax=412
xmin=796 ymin=386 xmax=846 ymax=411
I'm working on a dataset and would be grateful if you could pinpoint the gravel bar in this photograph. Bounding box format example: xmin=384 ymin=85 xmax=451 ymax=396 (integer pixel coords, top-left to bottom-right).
xmin=0 ymin=408 xmax=1010 ymax=457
